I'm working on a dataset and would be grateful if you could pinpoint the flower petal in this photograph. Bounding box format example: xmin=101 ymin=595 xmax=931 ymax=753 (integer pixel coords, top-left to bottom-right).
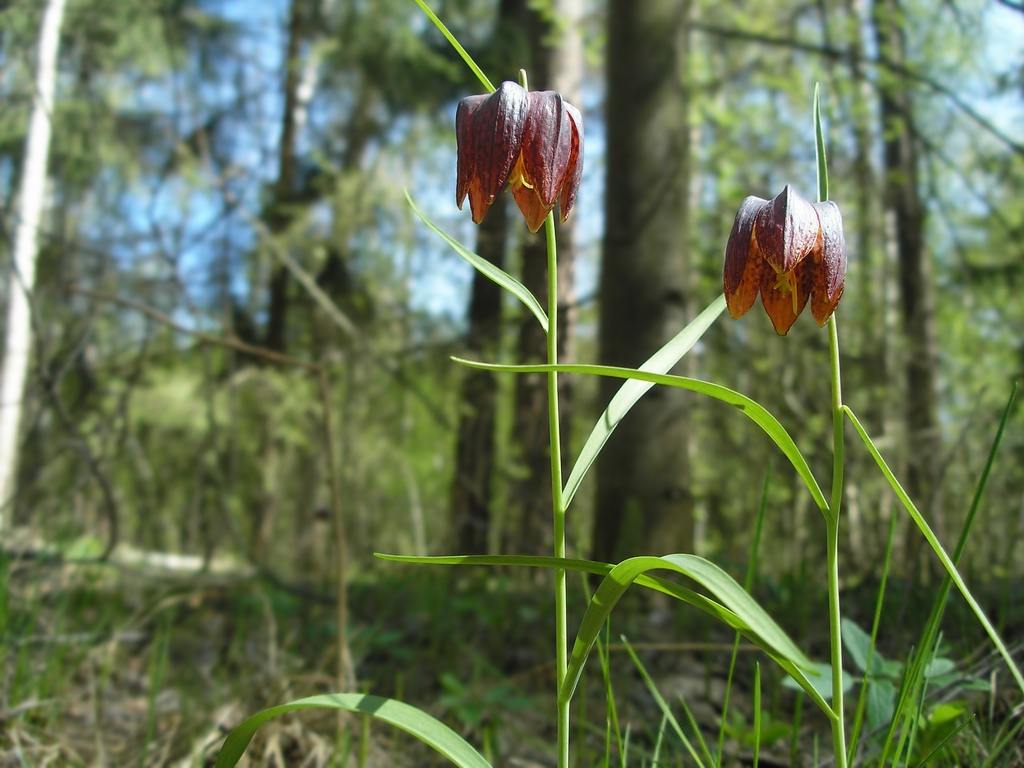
xmin=811 ymin=200 xmax=846 ymax=302
xmin=754 ymin=185 xmax=819 ymax=275
xmin=455 ymin=82 xmax=529 ymax=223
xmin=521 ymin=91 xmax=575 ymax=207
xmin=510 ymin=159 xmax=552 ymax=232
xmin=760 ymin=260 xmax=810 ymax=336
xmin=810 ymin=279 xmax=844 ymax=326
xmin=559 ymin=102 xmax=584 ymax=222
xmin=724 ymin=196 xmax=768 ymax=319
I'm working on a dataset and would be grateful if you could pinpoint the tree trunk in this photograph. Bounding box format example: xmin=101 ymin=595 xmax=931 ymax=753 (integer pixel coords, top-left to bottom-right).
xmin=591 ymin=0 xmax=694 ymax=565
xmin=0 ymin=0 xmax=67 ymax=532
xmin=510 ymin=0 xmax=583 ymax=556
xmin=872 ymin=0 xmax=942 ymax=570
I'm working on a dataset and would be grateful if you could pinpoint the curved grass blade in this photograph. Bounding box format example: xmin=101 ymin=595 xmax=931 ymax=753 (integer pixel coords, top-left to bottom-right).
xmin=843 ymin=404 xmax=1024 ymax=695
xmin=908 ymin=384 xmax=1018 ymax=687
xmin=451 ymin=360 xmax=829 ymax=515
xmin=377 ymin=553 xmax=740 ymax=623
xmin=406 ymin=190 xmax=548 ymax=332
xmin=213 ymin=693 xmax=491 ymax=768
xmin=848 ymin=513 xmax=897 ymax=763
xmin=379 ymin=552 xmax=832 ymax=716
xmin=560 ymin=555 xmax=817 ymax=708
xmin=622 ymin=636 xmax=709 ymax=768
xmin=718 ymin=469 xmax=771 ymax=766
xmin=561 ymin=294 xmax=726 ymax=510
xmin=753 ymin=662 xmax=762 ymax=768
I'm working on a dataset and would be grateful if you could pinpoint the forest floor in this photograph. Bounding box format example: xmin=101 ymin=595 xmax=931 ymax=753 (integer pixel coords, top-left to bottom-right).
xmin=2 ymin=552 xmax=1023 ymax=767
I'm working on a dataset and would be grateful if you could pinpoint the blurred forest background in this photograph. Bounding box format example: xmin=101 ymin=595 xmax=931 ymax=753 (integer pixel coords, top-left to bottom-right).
xmin=2 ymin=0 xmax=1024 ymax=764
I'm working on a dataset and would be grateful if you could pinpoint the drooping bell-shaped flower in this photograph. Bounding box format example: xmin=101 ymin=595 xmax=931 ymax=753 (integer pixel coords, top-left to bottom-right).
xmin=456 ymin=81 xmax=583 ymax=233
xmin=723 ymin=185 xmax=847 ymax=335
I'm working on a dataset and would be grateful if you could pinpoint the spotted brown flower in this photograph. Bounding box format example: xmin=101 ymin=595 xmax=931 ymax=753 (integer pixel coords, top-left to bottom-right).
xmin=723 ymin=185 xmax=846 ymax=335
xmin=456 ymin=81 xmax=583 ymax=233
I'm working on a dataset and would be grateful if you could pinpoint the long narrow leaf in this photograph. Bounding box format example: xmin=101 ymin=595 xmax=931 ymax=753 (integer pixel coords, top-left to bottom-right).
xmin=377 ymin=553 xmax=745 ymax=626
xmin=719 ymin=469 xmax=772 ymax=766
xmin=378 ymin=552 xmax=830 ymax=714
xmin=621 ymin=636 xmax=708 ymax=768
xmin=411 ymin=0 xmax=494 ymax=93
xmin=213 ymin=693 xmax=491 ymax=768
xmin=452 ymin=360 xmax=829 ymax=515
xmin=562 ymin=295 xmax=726 ymax=510
xmin=377 ymin=551 xmax=829 ymax=714
xmin=406 ymin=190 xmax=548 ymax=332
xmin=560 ymin=555 xmax=816 ymax=708
xmin=843 ymin=405 xmax=1024 ymax=695
xmin=907 ymin=385 xmax=1018 ymax=700
xmin=848 ymin=513 xmax=897 ymax=762
xmin=814 ymin=82 xmax=828 ymax=203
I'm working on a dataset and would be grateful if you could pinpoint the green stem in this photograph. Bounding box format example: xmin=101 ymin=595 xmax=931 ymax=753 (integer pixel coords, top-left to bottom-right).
xmin=544 ymin=212 xmax=569 ymax=768
xmin=826 ymin=314 xmax=848 ymax=768
xmin=828 ymin=316 xmax=844 ymax=522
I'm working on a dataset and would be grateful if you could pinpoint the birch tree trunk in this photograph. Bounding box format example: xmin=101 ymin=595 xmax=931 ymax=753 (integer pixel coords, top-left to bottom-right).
xmin=0 ymin=0 xmax=67 ymax=533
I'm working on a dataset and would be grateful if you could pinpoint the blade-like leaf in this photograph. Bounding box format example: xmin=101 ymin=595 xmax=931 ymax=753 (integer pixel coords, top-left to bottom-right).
xmin=451 ymin=360 xmax=829 ymax=515
xmin=560 ymin=555 xmax=816 ymax=708
xmin=412 ymin=0 xmax=494 ymax=93
xmin=561 ymin=295 xmax=726 ymax=510
xmin=843 ymin=404 xmax=1024 ymax=696
xmin=377 ymin=553 xmax=741 ymax=624
xmin=814 ymin=83 xmax=829 ymax=203
xmin=406 ymin=190 xmax=548 ymax=332
xmin=214 ymin=693 xmax=491 ymax=768
xmin=378 ymin=552 xmax=832 ymax=717
xmin=622 ymin=636 xmax=709 ymax=768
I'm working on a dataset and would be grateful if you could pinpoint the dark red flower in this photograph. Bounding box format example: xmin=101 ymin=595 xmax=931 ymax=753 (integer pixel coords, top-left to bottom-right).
xmin=723 ymin=185 xmax=846 ymax=335
xmin=456 ymin=81 xmax=583 ymax=233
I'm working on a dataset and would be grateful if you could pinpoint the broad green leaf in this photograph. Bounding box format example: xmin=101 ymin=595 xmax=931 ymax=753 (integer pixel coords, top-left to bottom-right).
xmin=406 ymin=190 xmax=548 ymax=332
xmin=561 ymin=294 xmax=726 ymax=510
xmin=843 ymin=405 xmax=1024 ymax=696
xmin=213 ymin=693 xmax=491 ymax=768
xmin=782 ymin=662 xmax=855 ymax=702
xmin=842 ymin=618 xmax=889 ymax=676
xmin=560 ymin=555 xmax=816 ymax=708
xmin=866 ymin=679 xmax=896 ymax=734
xmin=924 ymin=658 xmax=955 ymax=678
xmin=451 ymin=360 xmax=829 ymax=515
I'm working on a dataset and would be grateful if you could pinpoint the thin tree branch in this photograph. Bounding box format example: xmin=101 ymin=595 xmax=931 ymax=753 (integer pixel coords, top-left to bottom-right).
xmin=68 ymin=286 xmax=320 ymax=371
